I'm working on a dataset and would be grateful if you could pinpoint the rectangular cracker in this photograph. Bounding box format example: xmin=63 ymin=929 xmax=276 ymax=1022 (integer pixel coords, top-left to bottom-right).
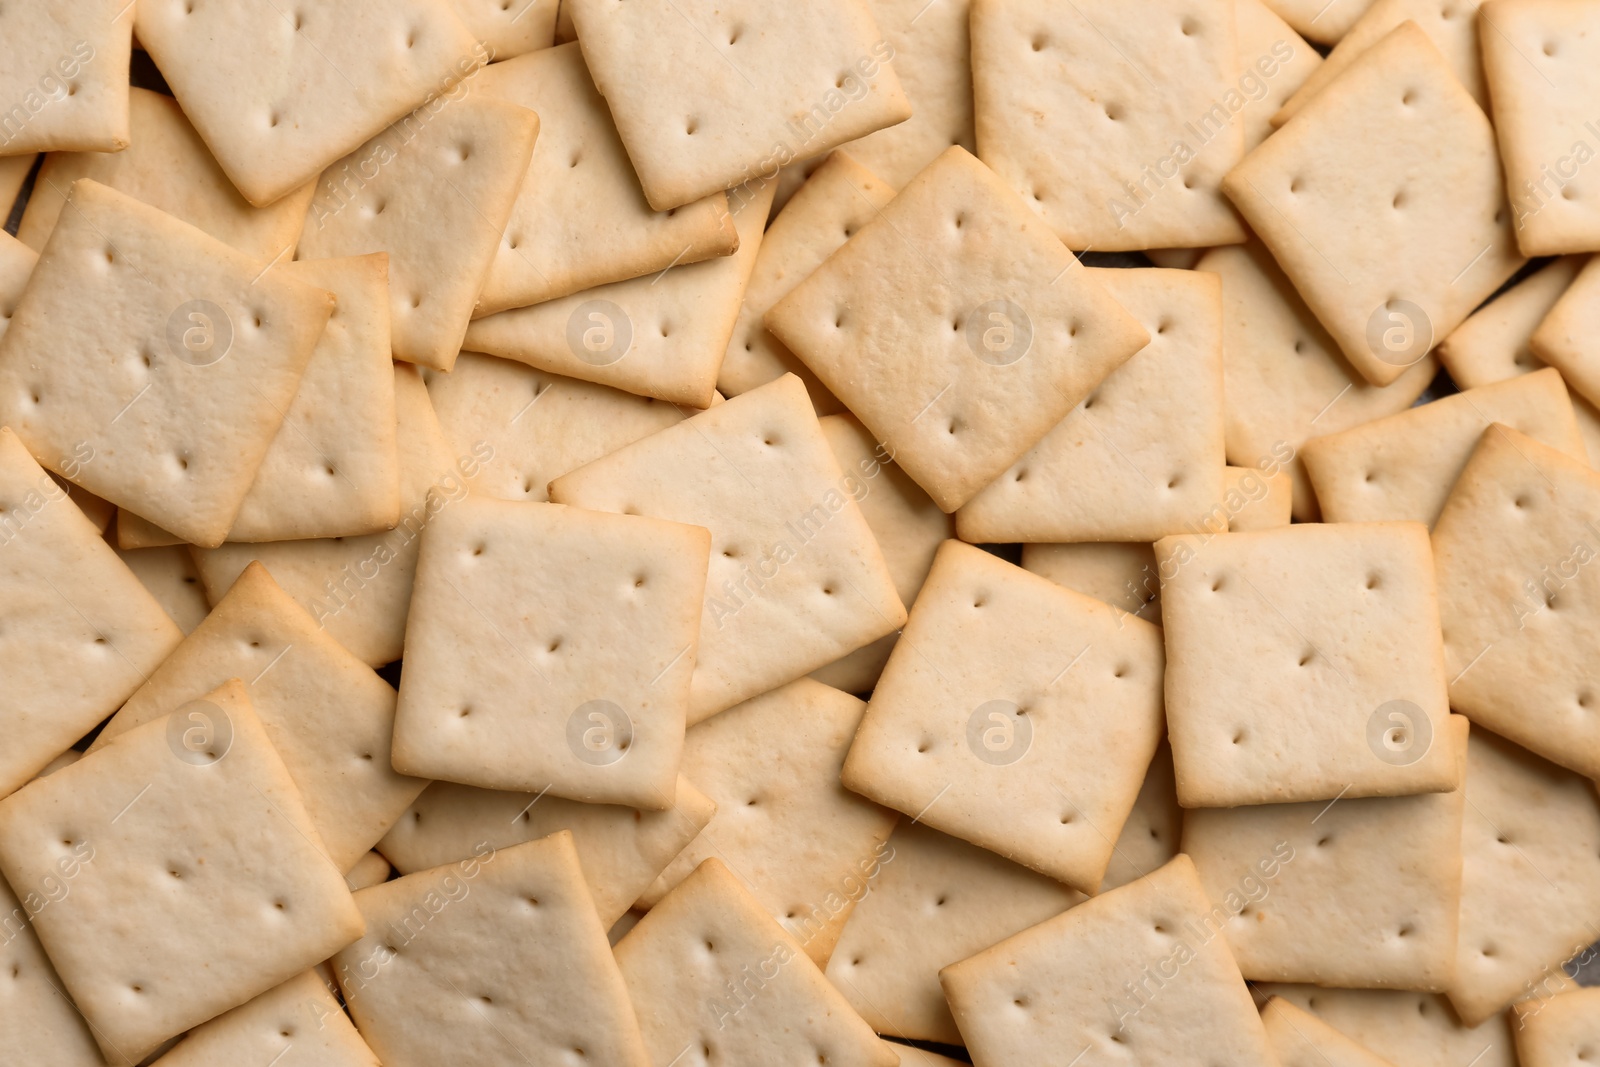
xmin=1099 ymin=741 xmax=1185 ymax=891
xmin=1026 ymin=539 xmax=1165 ymax=628
xmin=1513 ymin=988 xmax=1600 ymax=1067
xmin=1261 ymin=997 xmax=1401 ymax=1067
xmin=0 ymin=155 xmax=36 ymax=215
xmin=1260 ymin=0 xmax=1377 ymax=41
xmin=1437 ymin=256 xmax=1582 ymax=390
xmin=0 ymin=179 xmax=333 ymax=547
xmin=149 ymin=970 xmax=378 ymax=1066
xmin=1155 ymin=521 xmax=1459 ymax=806
xmin=345 ymin=851 xmax=392 ymax=893
xmin=566 ymin=0 xmax=911 ymax=211
xmin=766 ymin=146 xmax=1150 ymax=511
xmin=1222 ymin=22 xmax=1524 ymax=386
xmin=0 ymin=2 xmax=131 ymax=154
xmin=115 ymin=544 xmax=210 ymax=634
xmin=1531 ymin=253 xmax=1600 ymax=408
xmin=446 ymin=0 xmax=559 ymax=57
xmin=0 ymin=230 xmax=39 ymax=346
xmin=1259 ymin=984 xmax=1517 ymax=1067
xmin=1224 ymin=464 xmax=1294 ymax=529
xmin=1234 ymin=0 xmax=1325 ymax=152
xmin=0 ymin=873 xmax=106 ymax=1065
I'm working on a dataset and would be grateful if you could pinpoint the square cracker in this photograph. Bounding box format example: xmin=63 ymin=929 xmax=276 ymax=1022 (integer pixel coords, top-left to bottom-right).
xmin=0 ymin=180 xmax=334 ymax=547
xmin=566 ymin=0 xmax=911 ymax=211
xmin=842 ymin=539 xmax=1166 ymax=893
xmin=940 ymin=855 xmax=1278 ymax=1067
xmin=633 ymin=678 xmax=900 ymax=966
xmin=333 ymin=831 xmax=650 ymax=1067
xmin=0 ymin=873 xmax=105 ymax=1066
xmin=957 ymin=267 xmax=1227 ymax=542
xmin=1261 ymin=997 xmax=1401 ymax=1067
xmin=1300 ymin=368 xmax=1587 ymax=526
xmin=550 ymin=373 xmax=906 ymax=722
xmin=1221 ymin=21 xmax=1524 ymax=387
xmin=445 ymin=0 xmax=559 ymax=58
xmin=149 ymin=970 xmax=378 ymax=1067
xmin=1531 ymin=254 xmax=1600 ymax=409
xmin=345 ymin=851 xmax=392 ymax=892
xmin=0 ymin=155 xmax=36 ymax=214
xmin=377 ymin=776 xmax=714 ymax=927
xmin=825 ymin=820 xmax=1084 ymax=1046
xmin=1101 ymin=741 xmax=1186 ymax=891
xmin=1155 ymin=521 xmax=1459 ymax=806
xmin=1448 ymin=729 xmax=1600 ymax=1026
xmin=1480 ymin=0 xmax=1600 ymax=255
xmin=86 ymin=561 xmax=428 ymax=872
xmin=1196 ymin=240 xmax=1438 ymax=521
xmin=1183 ymin=715 xmax=1468 ymax=991
xmin=427 ymin=351 xmax=688 ymax=503
xmin=0 ymin=2 xmax=131 ymax=154
xmin=1432 ymin=425 xmax=1600 ymax=779
xmin=614 ymin=857 xmax=896 ymax=1067
xmin=1438 ymin=256 xmax=1582 ymax=390
xmin=297 ymin=95 xmax=539 ymax=371
xmin=1233 ymin=0 xmax=1325 ymax=152
xmin=1224 ymin=464 xmax=1294 ymax=529
xmin=0 ymin=426 xmax=181 ymax=799
xmin=970 ymin=0 xmax=1247 ymax=251
xmin=883 ymin=1042 xmax=968 ymax=1067
xmin=471 ymin=43 xmax=738 ymax=315
xmin=1259 ymin=985 xmax=1517 ymax=1067
xmin=766 ymin=146 xmax=1150 ymax=511
xmin=0 ymin=681 xmax=364 ymax=1063
xmin=115 ymin=545 xmax=210 ymax=635
xmin=463 ymin=176 xmax=772 ymax=407
xmin=1513 ymin=988 xmax=1600 ymax=1067
xmin=392 ymin=495 xmax=708 ymax=807
xmin=1022 ymin=541 xmax=1162 ymax=623
xmin=1260 ymin=0 xmax=1378 ymax=41
xmin=18 ymin=89 xmax=315 ymax=261
xmin=135 ymin=0 xmax=483 ymax=206
xmin=0 ymin=231 xmax=37 ymax=348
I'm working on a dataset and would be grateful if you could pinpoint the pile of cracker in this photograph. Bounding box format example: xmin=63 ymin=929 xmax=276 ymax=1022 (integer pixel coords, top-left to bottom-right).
xmin=3 ymin=0 xmax=1600 ymax=1064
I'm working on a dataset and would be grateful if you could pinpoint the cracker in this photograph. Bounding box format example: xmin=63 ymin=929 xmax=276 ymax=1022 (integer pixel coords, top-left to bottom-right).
xmin=1448 ymin=729 xmax=1600 ymax=1026
xmin=1260 ymin=0 xmax=1377 ymax=41
xmin=135 ymin=0 xmax=484 ymax=206
xmin=1234 ymin=0 xmax=1324 ymax=151
xmin=1438 ymin=256 xmax=1582 ymax=389
xmin=462 ymin=176 xmax=773 ymax=407
xmin=0 ymin=230 xmax=39 ymax=346
xmin=566 ymin=0 xmax=911 ymax=211
xmin=940 ymin=855 xmax=1278 ymax=1067
xmin=956 ymin=267 xmax=1227 ymax=541
xmin=149 ymin=970 xmax=378 ymax=1067
xmin=346 ymin=852 xmax=393 ymax=893
xmin=334 ymin=831 xmax=650 ymax=1067
xmin=376 ymin=775 xmax=715 ymax=926
xmin=1300 ymin=369 xmax=1586 ymax=526
xmin=1183 ymin=715 xmax=1468 ymax=990
xmin=1513 ymin=988 xmax=1600 ymax=1067
xmin=391 ymin=494 xmax=709 ymax=807
xmin=0 ymin=155 xmax=36 ymax=216
xmin=633 ymin=678 xmax=900 ymax=965
xmin=1223 ymin=464 xmax=1294 ymax=529
xmin=1481 ymin=0 xmax=1600 ymax=255
xmin=471 ymin=43 xmax=738 ymax=315
xmin=971 ymin=0 xmax=1247 ymax=250
xmin=0 ymin=2 xmax=131 ymax=154
xmin=824 ymin=819 xmax=1084 ymax=1045
xmin=613 ymin=857 xmax=896 ymax=1067
xmin=766 ymin=147 xmax=1151 ymax=511
xmin=86 ymin=561 xmax=428 ymax=871
xmin=1531 ymin=254 xmax=1600 ymax=408
xmin=1100 ymin=740 xmax=1185 ymax=891
xmin=18 ymin=89 xmax=315 ymax=261
xmin=1009 ymin=540 xmax=1169 ymax=624
xmin=0 ymin=180 xmax=333 ymax=547
xmin=1261 ymin=996 xmax=1400 ymax=1067
xmin=0 ymin=426 xmax=181 ymax=799
xmin=446 ymin=0 xmax=559 ymax=57
xmin=718 ymin=150 xmax=895 ymax=414
xmin=297 ymin=95 xmax=539 ymax=371
xmin=1259 ymin=984 xmax=1517 ymax=1067
xmin=882 ymin=1042 xmax=968 ymax=1067
xmin=1197 ymin=240 xmax=1438 ymax=520
xmin=1155 ymin=521 xmax=1459 ymax=806
xmin=1432 ymin=425 xmax=1600 ymax=780
xmin=810 ymin=411 xmax=953 ymax=694
xmin=109 ymin=509 xmax=180 ymax=551
xmin=842 ymin=539 xmax=1166 ymax=892
xmin=0 ymin=873 xmax=104 ymax=1066
xmin=0 ymin=681 xmax=363 ymax=1063
xmin=550 ymin=373 xmax=906 ymax=722
xmin=1221 ymin=22 xmax=1524 ymax=387
xmin=115 ymin=545 xmax=210 ymax=634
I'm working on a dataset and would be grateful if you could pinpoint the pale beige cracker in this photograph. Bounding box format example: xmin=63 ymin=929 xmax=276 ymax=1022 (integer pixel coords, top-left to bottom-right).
xmin=1448 ymin=729 xmax=1600 ymax=1026
xmin=0 ymin=426 xmax=181 ymax=799
xmin=1438 ymin=256 xmax=1582 ymax=390
xmin=1532 ymin=254 xmax=1600 ymax=408
xmin=346 ymin=851 xmax=392 ymax=893
xmin=1197 ymin=240 xmax=1437 ymax=520
xmin=87 ymin=561 xmax=428 ymax=871
xmin=566 ymin=0 xmax=911 ymax=211
xmin=1155 ymin=521 xmax=1459 ymax=806
xmin=971 ymin=0 xmax=1248 ymax=250
xmin=149 ymin=970 xmax=378 ymax=1067
xmin=1223 ymin=464 xmax=1293 ymax=528
xmin=115 ymin=544 xmax=210 ymax=634
xmin=1183 ymin=715 xmax=1468 ymax=990
xmin=881 ymin=1042 xmax=967 ymax=1067
xmin=0 ymin=180 xmax=333 ymax=547
xmin=550 ymin=373 xmax=906 ymax=722
xmin=766 ymin=146 xmax=1150 ymax=511
xmin=463 ymin=177 xmax=773 ymax=407
xmin=1301 ymin=369 xmax=1586 ymax=526
xmin=1260 ymin=0 xmax=1377 ymax=41
xmin=1222 ymin=22 xmax=1524 ymax=387
xmin=33 ymin=749 xmax=82 ymax=779
xmin=1512 ymin=987 xmax=1600 ymax=1067
xmin=54 ymin=477 xmax=112 ymax=533
xmin=0 ymin=231 xmax=39 ymax=346
xmin=957 ymin=267 xmax=1227 ymax=541
xmin=555 ymin=0 xmax=576 ymax=41
xmin=0 ymin=3 xmax=131 ymax=154
xmin=842 ymin=539 xmax=1165 ymax=892
xmin=135 ymin=0 xmax=484 ymax=206
xmin=1259 ymin=984 xmax=1517 ymax=1067
xmin=1234 ymin=0 xmax=1324 ymax=151
xmin=376 ymin=775 xmax=715 ymax=926
xmin=0 ymin=873 xmax=104 ymax=1066
xmin=0 ymin=681 xmax=363 ymax=1063
xmin=297 ymin=95 xmax=538 ymax=371
xmin=1100 ymin=741 xmax=1185 ymax=891
xmin=471 ymin=43 xmax=738 ymax=315
xmin=18 ymin=88 xmax=315 ymax=260
xmin=446 ymin=0 xmax=559 ymax=57
xmin=392 ymin=495 xmax=708 ymax=807
xmin=0 ymin=155 xmax=35 ymax=215
xmin=635 ymin=678 xmax=899 ymax=965
xmin=940 ymin=856 xmax=1278 ymax=1067
xmin=1261 ymin=997 xmax=1400 ymax=1067
xmin=614 ymin=858 xmax=895 ymax=1067
xmin=108 ymin=508 xmax=181 ymax=550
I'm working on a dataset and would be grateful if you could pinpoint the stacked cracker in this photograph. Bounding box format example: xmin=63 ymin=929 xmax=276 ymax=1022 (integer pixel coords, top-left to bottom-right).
xmin=1 ymin=0 xmax=1598 ymax=1064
